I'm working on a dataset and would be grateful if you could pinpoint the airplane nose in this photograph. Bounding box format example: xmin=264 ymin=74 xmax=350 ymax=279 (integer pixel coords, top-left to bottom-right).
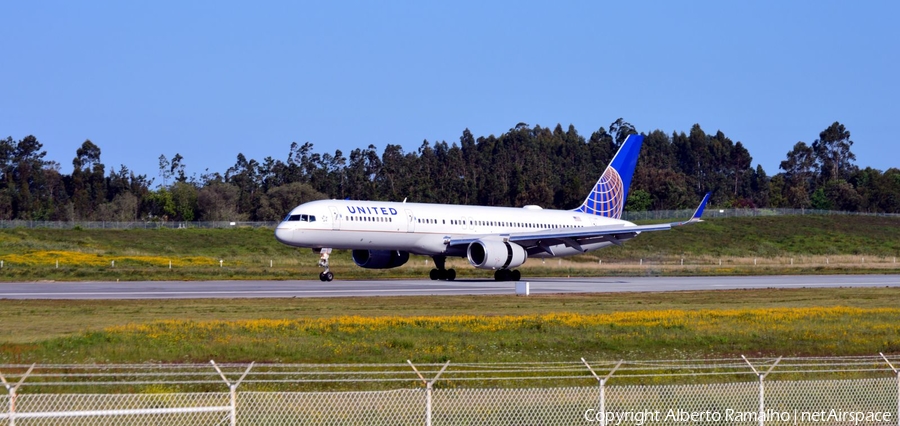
xmin=274 ymin=226 xmax=292 ymax=244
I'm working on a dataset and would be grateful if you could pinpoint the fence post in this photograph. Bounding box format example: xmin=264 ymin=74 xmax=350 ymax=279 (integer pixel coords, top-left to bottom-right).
xmin=582 ymin=358 xmax=623 ymax=426
xmin=742 ymin=356 xmax=781 ymax=426
xmin=408 ymin=360 xmax=450 ymax=426
xmin=210 ymin=360 xmax=254 ymax=426
xmin=0 ymin=363 xmax=35 ymax=426
xmin=879 ymin=353 xmax=900 ymax=426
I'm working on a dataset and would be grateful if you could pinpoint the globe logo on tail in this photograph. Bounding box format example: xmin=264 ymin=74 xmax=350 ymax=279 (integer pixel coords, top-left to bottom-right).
xmin=581 ymin=166 xmax=625 ymax=219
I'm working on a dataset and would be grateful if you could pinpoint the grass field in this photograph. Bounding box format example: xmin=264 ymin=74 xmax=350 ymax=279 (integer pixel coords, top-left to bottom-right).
xmin=1 ymin=215 xmax=899 ymax=281
xmin=2 ymin=287 xmax=899 ymax=364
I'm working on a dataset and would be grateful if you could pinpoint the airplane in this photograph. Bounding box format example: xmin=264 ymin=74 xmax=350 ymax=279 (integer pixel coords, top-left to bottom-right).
xmin=275 ymin=134 xmax=710 ymax=282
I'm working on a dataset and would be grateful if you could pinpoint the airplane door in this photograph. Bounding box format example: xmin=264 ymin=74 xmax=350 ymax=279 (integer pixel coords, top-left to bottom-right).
xmin=405 ymin=209 xmax=415 ymax=233
xmin=328 ymin=206 xmax=341 ymax=230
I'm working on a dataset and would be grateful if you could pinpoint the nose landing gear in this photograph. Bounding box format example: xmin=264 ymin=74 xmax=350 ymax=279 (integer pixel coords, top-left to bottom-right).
xmin=316 ymin=248 xmax=334 ymax=282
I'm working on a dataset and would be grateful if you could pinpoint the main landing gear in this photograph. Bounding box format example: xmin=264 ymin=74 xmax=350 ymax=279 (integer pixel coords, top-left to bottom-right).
xmin=493 ymin=269 xmax=521 ymax=282
xmin=429 ymin=256 xmax=457 ymax=281
xmin=317 ymin=248 xmax=334 ymax=282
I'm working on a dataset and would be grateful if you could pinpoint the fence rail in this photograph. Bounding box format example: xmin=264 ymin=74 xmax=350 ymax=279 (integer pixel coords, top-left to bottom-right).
xmin=2 ymin=356 xmax=900 ymax=425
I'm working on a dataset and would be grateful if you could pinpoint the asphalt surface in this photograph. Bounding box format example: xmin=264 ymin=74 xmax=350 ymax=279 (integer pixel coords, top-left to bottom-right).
xmin=0 ymin=275 xmax=898 ymax=299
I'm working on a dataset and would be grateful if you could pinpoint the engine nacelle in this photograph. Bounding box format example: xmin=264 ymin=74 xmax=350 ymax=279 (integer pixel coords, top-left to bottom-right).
xmin=352 ymin=250 xmax=410 ymax=269
xmin=467 ymin=240 xmax=527 ymax=270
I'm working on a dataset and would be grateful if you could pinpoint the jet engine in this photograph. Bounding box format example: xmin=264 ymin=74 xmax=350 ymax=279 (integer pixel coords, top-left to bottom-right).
xmin=466 ymin=240 xmax=527 ymax=270
xmin=352 ymin=250 xmax=410 ymax=269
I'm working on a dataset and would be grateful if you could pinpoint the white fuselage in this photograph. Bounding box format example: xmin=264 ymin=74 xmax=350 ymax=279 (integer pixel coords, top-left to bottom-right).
xmin=275 ymin=199 xmax=638 ymax=258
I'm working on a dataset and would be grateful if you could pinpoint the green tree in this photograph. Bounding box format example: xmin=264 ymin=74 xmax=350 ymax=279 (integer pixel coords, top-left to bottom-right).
xmin=730 ymin=141 xmax=752 ymax=196
xmin=70 ymin=140 xmax=106 ymax=219
xmin=779 ymin=142 xmax=816 ymax=208
xmin=376 ymin=144 xmax=406 ymax=201
xmin=225 ymin=153 xmax=261 ymax=219
xmin=170 ymin=182 xmax=198 ymax=221
xmin=809 ymin=187 xmax=832 ymax=210
xmin=197 ymin=183 xmax=244 ymax=221
xmin=0 ymin=136 xmax=16 ymax=219
xmin=7 ymin=135 xmax=50 ymax=219
xmin=872 ymin=168 xmax=900 ymax=212
xmin=257 ymin=182 xmax=327 ymax=221
xmin=812 ymin=122 xmax=856 ymax=183
xmin=146 ymin=188 xmax=175 ymax=221
xmin=158 ymin=154 xmax=171 ymax=187
xmin=750 ymin=165 xmax=770 ymax=207
xmin=824 ymin=179 xmax=862 ymax=211
xmin=96 ymin=193 xmax=140 ymax=221
xmin=608 ymin=118 xmax=636 ymax=149
xmin=170 ymin=153 xmax=187 ymax=183
xmin=625 ymin=189 xmax=652 ymax=212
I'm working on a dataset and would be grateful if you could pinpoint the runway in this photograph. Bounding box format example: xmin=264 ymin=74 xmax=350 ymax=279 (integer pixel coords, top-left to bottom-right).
xmin=0 ymin=275 xmax=898 ymax=299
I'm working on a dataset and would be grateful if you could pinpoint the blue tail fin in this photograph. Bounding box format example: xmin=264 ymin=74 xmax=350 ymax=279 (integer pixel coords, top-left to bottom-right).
xmin=574 ymin=134 xmax=644 ymax=219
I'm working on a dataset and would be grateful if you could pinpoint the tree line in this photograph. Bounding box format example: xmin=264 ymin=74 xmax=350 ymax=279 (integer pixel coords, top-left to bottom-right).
xmin=2 ymin=119 xmax=898 ymax=222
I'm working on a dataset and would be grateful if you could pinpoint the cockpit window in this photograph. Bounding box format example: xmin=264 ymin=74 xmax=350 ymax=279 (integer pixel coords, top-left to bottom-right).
xmin=285 ymin=214 xmax=316 ymax=222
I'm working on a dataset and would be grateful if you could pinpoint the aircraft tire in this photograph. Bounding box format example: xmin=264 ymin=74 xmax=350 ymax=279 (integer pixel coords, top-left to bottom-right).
xmin=446 ymin=269 xmax=456 ymax=281
xmin=494 ymin=269 xmax=510 ymax=281
xmin=324 ymin=271 xmax=334 ymax=282
xmin=319 ymin=272 xmax=327 ymax=282
xmin=429 ymin=269 xmax=440 ymax=280
xmin=511 ymin=270 xmax=521 ymax=281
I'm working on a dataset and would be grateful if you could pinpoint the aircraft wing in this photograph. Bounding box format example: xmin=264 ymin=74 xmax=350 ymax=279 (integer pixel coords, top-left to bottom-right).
xmin=447 ymin=193 xmax=710 ymax=255
xmin=447 ymin=222 xmax=672 ymax=255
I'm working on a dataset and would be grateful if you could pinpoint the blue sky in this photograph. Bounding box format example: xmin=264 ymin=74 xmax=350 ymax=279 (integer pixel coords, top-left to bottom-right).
xmin=2 ymin=1 xmax=897 ymax=183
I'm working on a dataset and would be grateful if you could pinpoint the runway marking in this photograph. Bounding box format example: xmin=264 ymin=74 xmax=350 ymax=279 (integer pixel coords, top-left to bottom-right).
xmin=0 ymin=276 xmax=896 ymax=299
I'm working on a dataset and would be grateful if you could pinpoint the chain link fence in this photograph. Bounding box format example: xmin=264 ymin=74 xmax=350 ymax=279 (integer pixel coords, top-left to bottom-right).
xmin=3 ymin=356 xmax=900 ymax=425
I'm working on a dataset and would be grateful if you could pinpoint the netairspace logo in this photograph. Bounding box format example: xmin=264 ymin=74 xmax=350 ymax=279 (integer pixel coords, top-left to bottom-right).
xmin=583 ymin=409 xmax=893 ymax=425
